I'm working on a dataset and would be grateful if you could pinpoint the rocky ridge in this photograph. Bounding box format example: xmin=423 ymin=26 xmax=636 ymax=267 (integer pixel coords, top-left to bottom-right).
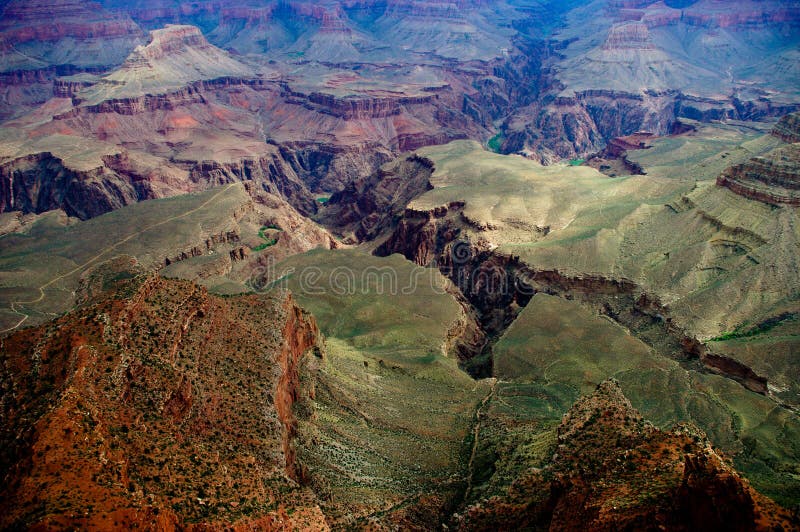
xmin=716 ymin=120 xmax=800 ymax=205
xmin=458 ymin=380 xmax=797 ymax=530
xmin=0 ymin=276 xmax=328 ymax=530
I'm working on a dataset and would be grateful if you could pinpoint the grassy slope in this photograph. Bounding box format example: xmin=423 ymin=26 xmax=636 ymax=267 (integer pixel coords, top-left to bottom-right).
xmin=0 ymin=184 xmax=252 ymax=330
xmin=410 ymin=135 xmax=800 ymax=505
xmin=273 ymin=249 xmax=488 ymax=525
xmin=491 ymin=294 xmax=800 ymax=505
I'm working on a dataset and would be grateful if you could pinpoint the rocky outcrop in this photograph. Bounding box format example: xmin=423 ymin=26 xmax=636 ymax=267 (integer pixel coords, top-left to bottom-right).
xmin=189 ymin=153 xmax=318 ymax=216
xmin=506 ymin=90 xmax=676 ymax=162
xmin=458 ymin=380 xmax=797 ymax=531
xmin=277 ymin=140 xmax=395 ymax=192
xmin=0 ymin=142 xmax=319 ymax=222
xmin=121 ymin=1 xmax=221 ymax=29
xmin=773 ymin=111 xmax=800 ymax=143
xmin=0 ymin=65 xmax=102 ymax=120
xmin=66 ymin=78 xmax=273 ymax=116
xmin=319 ymin=153 xmax=434 ymax=243
xmin=680 ymin=5 xmax=800 ymax=29
xmin=702 ymin=352 xmax=768 ymax=394
xmin=612 ymin=0 xmax=800 ymax=29
xmin=53 ymin=76 xmax=97 ymax=98
xmin=0 ymin=0 xmax=142 ymax=42
xmin=716 ymin=144 xmax=800 ymax=205
xmin=0 ymin=0 xmax=145 ymax=74
xmin=284 ymin=88 xmax=439 ymax=120
xmin=276 ymin=293 xmax=322 ymax=483
xmin=586 ymin=131 xmax=653 ymax=176
xmin=509 ymin=88 xmax=798 ymax=161
xmin=0 ymin=152 xmax=141 ymax=219
xmin=163 ymin=230 xmax=242 ymax=267
xmin=0 ymin=276 xmax=328 ymax=529
xmin=603 ymin=22 xmax=655 ymax=50
xmin=68 ymin=84 xmax=209 ymax=114
xmin=675 ymin=94 xmax=800 ymax=124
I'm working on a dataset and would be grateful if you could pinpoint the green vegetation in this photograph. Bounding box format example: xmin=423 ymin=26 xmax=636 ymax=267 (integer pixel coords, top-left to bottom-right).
xmin=487 ymin=133 xmax=505 ymax=153
xmin=0 ymin=184 xmax=252 ymax=331
xmin=709 ymin=313 xmax=797 ymax=342
xmin=489 ymin=294 xmax=800 ymax=506
xmin=568 ymin=158 xmax=585 ymax=166
xmin=251 ymin=225 xmax=282 ymax=252
xmin=273 ymin=249 xmax=488 ymax=521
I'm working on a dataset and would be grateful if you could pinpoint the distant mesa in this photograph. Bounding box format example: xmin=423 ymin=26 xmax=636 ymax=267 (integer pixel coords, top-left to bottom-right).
xmin=75 ymin=24 xmax=254 ymax=106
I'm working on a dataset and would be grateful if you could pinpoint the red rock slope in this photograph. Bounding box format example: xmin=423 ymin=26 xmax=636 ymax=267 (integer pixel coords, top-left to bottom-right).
xmin=0 ymin=275 xmax=328 ymax=530
xmin=459 ymin=380 xmax=797 ymax=531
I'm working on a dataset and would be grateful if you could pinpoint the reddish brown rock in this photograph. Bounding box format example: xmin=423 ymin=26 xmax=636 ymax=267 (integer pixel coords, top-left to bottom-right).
xmin=458 ymin=380 xmax=797 ymax=531
xmin=0 ymin=276 xmax=328 ymax=530
xmin=717 ymin=144 xmax=800 ymax=206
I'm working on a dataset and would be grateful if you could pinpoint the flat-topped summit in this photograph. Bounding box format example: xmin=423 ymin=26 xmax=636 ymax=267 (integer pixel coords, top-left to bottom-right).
xmin=77 ymin=24 xmax=255 ymax=105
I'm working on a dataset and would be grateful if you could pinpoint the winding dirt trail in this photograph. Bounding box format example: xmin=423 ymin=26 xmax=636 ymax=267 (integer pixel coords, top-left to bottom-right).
xmin=0 ymin=184 xmax=239 ymax=334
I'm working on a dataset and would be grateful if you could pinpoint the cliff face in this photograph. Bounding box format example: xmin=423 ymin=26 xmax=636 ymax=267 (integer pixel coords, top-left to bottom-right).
xmin=458 ymin=380 xmax=797 ymax=531
xmin=717 ymin=143 xmax=800 ymax=206
xmin=188 ymin=152 xmax=318 ymax=216
xmin=0 ymin=276 xmax=327 ymax=530
xmin=284 ymin=88 xmax=440 ymax=121
xmin=0 ymin=122 xmax=319 ymax=221
xmin=0 ymin=152 xmax=141 ymax=219
xmin=0 ymin=0 xmax=145 ymax=71
xmin=506 ymin=90 xmax=676 ymax=162
xmin=0 ymin=0 xmax=143 ymax=43
xmin=318 ymin=153 xmax=434 ymax=243
xmin=0 ymin=0 xmax=143 ymax=117
xmin=773 ymin=111 xmax=800 ymax=143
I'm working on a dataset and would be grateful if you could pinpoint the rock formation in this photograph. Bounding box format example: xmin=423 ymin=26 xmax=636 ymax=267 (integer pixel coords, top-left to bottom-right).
xmin=717 ymin=143 xmax=800 ymax=205
xmin=0 ymin=276 xmax=328 ymax=530
xmin=318 ymin=153 xmax=434 ymax=243
xmin=458 ymin=380 xmax=798 ymax=531
xmin=0 ymin=0 xmax=144 ymax=70
xmin=773 ymin=111 xmax=800 ymax=143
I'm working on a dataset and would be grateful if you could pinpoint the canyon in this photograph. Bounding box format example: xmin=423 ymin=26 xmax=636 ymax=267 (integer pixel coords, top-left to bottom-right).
xmin=0 ymin=0 xmax=797 ymax=217
xmin=1 ymin=0 xmax=799 ymax=529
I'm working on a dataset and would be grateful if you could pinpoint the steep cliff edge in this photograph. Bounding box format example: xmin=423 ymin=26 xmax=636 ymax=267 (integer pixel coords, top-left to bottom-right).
xmin=0 ymin=140 xmax=318 ymax=221
xmin=0 ymin=276 xmax=327 ymax=529
xmin=376 ymin=188 xmax=773 ymax=392
xmin=317 ymin=153 xmax=434 ymax=243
